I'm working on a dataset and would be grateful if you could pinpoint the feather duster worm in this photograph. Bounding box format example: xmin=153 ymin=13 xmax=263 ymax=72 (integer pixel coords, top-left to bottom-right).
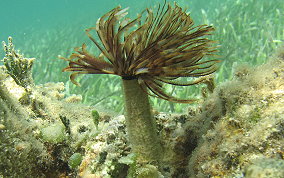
xmin=61 ymin=2 xmax=219 ymax=166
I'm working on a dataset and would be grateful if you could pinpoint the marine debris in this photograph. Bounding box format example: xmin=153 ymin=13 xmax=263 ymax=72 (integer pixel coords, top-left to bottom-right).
xmin=61 ymin=1 xmax=219 ymax=173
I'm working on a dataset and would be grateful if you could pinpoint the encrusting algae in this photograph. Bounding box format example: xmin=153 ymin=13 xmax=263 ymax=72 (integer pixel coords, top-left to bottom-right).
xmin=60 ymin=1 xmax=219 ymax=171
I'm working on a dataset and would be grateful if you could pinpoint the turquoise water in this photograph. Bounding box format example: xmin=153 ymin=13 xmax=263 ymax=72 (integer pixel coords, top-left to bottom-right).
xmin=0 ymin=0 xmax=221 ymax=77
xmin=1 ymin=0 xmax=147 ymax=41
xmin=0 ymin=0 xmax=216 ymax=45
xmin=0 ymin=0 xmax=220 ymax=83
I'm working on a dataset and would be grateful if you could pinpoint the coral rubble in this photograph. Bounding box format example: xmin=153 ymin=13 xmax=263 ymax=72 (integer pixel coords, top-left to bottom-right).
xmin=186 ymin=47 xmax=284 ymax=177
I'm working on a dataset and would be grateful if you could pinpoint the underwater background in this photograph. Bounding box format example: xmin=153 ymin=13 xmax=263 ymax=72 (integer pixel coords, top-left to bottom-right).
xmin=1 ymin=0 xmax=284 ymax=113
xmin=1 ymin=0 xmax=284 ymax=177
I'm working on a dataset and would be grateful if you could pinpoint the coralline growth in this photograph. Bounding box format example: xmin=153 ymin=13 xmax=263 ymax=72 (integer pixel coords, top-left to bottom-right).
xmin=2 ymin=36 xmax=34 ymax=91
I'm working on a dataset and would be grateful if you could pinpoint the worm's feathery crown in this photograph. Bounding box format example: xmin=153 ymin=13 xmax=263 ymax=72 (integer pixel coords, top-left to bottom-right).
xmin=61 ymin=2 xmax=220 ymax=103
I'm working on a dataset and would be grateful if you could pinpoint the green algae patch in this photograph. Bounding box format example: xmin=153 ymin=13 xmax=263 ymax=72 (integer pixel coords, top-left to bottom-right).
xmin=68 ymin=153 xmax=83 ymax=169
xmin=91 ymin=110 xmax=100 ymax=129
xmin=41 ymin=123 xmax=66 ymax=144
